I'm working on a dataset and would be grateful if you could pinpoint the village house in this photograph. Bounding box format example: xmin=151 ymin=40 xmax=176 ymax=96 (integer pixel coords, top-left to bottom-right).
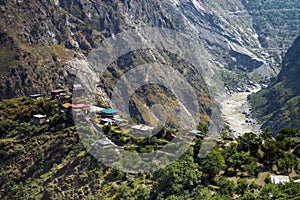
xmin=72 ymin=84 xmax=85 ymax=97
xmin=29 ymin=93 xmax=44 ymax=99
xmin=131 ymin=124 xmax=155 ymax=131
xmin=100 ymin=108 xmax=118 ymax=118
xmin=270 ymin=175 xmax=290 ymax=184
xmin=90 ymin=106 xmax=104 ymax=114
xmin=62 ymin=103 xmax=90 ymax=113
xmin=130 ymin=124 xmax=155 ymax=138
xmin=61 ymin=103 xmax=91 ymax=121
xmin=72 ymin=104 xmax=91 ymax=114
xmin=92 ymin=138 xmax=116 ymax=148
xmin=113 ymin=115 xmax=128 ymax=124
xmin=223 ymin=136 xmax=236 ymax=141
xmin=95 ymin=139 xmax=111 ymax=147
xmin=51 ymin=89 xmax=66 ymax=99
xmin=33 ymin=114 xmax=47 ymax=125
xmin=61 ymin=103 xmax=72 ymax=112
xmin=189 ymin=130 xmax=205 ymax=139
xmin=100 ymin=118 xmax=116 ymax=126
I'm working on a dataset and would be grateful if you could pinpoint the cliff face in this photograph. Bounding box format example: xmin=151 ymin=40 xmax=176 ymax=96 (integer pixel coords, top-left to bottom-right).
xmin=250 ymin=36 xmax=300 ymax=132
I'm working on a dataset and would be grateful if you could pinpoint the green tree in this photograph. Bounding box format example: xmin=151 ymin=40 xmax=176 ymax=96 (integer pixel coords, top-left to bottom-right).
xmin=236 ymin=179 xmax=249 ymax=195
xmin=135 ymin=185 xmax=149 ymax=199
xmin=115 ymin=183 xmax=133 ymax=199
xmin=201 ymin=150 xmax=225 ymax=180
xmin=259 ymin=184 xmax=282 ymax=200
xmin=153 ymin=154 xmax=202 ymax=198
xmin=260 ymin=129 xmax=273 ymax=140
xmin=238 ymin=192 xmax=257 ymax=200
xmin=296 ymin=162 xmax=300 ymax=174
xmin=237 ymin=132 xmax=262 ymax=156
xmin=227 ymin=152 xmax=250 ymax=172
xmin=217 ymin=178 xmax=236 ymax=197
xmin=244 ymin=157 xmax=259 ymax=177
xmin=278 ymin=128 xmax=299 ymax=139
xmin=224 ymin=143 xmax=238 ymax=159
xmin=262 ymin=140 xmax=282 ymax=167
xmin=192 ymin=187 xmax=213 ymax=200
xmin=37 ymin=98 xmax=57 ymax=116
xmin=277 ymin=152 xmax=298 ymax=174
xmin=280 ymin=138 xmax=295 ymax=151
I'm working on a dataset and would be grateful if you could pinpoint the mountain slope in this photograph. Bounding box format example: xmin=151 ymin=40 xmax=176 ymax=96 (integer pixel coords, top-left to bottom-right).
xmin=1 ymin=0 xmax=300 ymax=128
xmin=242 ymin=0 xmax=300 ymax=50
xmin=1 ymin=0 xmax=300 ymax=99
xmin=0 ymin=0 xmax=102 ymax=98
xmin=250 ymin=36 xmax=300 ymax=132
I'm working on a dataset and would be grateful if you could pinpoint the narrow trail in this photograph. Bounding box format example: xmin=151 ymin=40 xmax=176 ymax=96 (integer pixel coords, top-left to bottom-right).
xmin=220 ymin=86 xmax=261 ymax=137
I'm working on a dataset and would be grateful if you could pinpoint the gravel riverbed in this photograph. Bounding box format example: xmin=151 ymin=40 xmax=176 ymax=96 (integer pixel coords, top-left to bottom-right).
xmin=220 ymin=87 xmax=262 ymax=137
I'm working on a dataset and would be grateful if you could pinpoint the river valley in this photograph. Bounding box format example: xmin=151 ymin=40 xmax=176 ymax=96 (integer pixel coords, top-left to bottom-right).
xmin=220 ymin=86 xmax=262 ymax=137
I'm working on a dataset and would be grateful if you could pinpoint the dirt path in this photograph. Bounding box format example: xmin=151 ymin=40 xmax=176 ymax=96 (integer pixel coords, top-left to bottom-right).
xmin=220 ymin=87 xmax=261 ymax=137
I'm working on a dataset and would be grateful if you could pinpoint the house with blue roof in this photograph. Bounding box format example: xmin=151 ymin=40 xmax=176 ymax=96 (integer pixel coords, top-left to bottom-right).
xmin=100 ymin=108 xmax=118 ymax=118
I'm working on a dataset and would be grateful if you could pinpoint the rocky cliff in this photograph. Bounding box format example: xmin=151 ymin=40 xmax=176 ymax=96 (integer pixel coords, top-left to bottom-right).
xmin=250 ymin=36 xmax=300 ymax=132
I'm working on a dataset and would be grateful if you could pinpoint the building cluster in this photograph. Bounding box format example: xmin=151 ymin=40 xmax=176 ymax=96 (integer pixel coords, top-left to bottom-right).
xmin=29 ymin=84 xmax=240 ymax=148
xmin=28 ymin=85 xmax=158 ymax=139
xmin=30 ymin=88 xmax=69 ymax=124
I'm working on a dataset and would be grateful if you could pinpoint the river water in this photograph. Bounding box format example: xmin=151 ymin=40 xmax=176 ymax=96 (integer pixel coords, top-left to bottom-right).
xmin=220 ymin=87 xmax=262 ymax=137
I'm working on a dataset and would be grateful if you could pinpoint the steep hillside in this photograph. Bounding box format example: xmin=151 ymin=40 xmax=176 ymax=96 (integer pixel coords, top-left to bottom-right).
xmin=1 ymin=0 xmax=300 ymax=98
xmin=250 ymin=36 xmax=300 ymax=132
xmin=0 ymin=0 xmax=104 ymax=98
xmin=241 ymin=0 xmax=300 ymax=76
xmin=1 ymin=0 xmax=300 ymax=127
xmin=1 ymin=97 xmax=300 ymax=199
xmin=242 ymin=0 xmax=300 ymax=50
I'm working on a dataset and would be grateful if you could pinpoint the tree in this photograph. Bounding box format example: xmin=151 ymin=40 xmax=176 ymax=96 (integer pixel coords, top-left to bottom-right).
xmin=260 ymin=129 xmax=273 ymax=140
xmin=153 ymin=154 xmax=202 ymax=198
xmin=278 ymin=128 xmax=299 ymax=139
xmin=135 ymin=185 xmax=149 ymax=199
xmin=238 ymin=192 xmax=257 ymax=200
xmin=259 ymin=184 xmax=282 ymax=200
xmin=192 ymin=187 xmax=213 ymax=200
xmin=277 ymin=152 xmax=298 ymax=174
xmin=217 ymin=178 xmax=236 ymax=197
xmin=237 ymin=132 xmax=262 ymax=156
xmin=201 ymin=150 xmax=225 ymax=180
xmin=37 ymin=99 xmax=57 ymax=116
xmin=244 ymin=157 xmax=259 ymax=177
xmin=296 ymin=162 xmax=300 ymax=175
xmin=280 ymin=138 xmax=294 ymax=151
xmin=236 ymin=179 xmax=249 ymax=195
xmin=224 ymin=143 xmax=238 ymax=159
xmin=227 ymin=152 xmax=250 ymax=172
xmin=261 ymin=140 xmax=282 ymax=167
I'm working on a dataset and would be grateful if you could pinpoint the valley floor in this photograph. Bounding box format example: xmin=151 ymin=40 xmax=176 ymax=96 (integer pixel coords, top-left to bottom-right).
xmin=220 ymin=86 xmax=262 ymax=137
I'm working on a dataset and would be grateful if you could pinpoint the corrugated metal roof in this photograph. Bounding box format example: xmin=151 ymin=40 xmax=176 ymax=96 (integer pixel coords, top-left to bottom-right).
xmin=101 ymin=108 xmax=118 ymax=114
